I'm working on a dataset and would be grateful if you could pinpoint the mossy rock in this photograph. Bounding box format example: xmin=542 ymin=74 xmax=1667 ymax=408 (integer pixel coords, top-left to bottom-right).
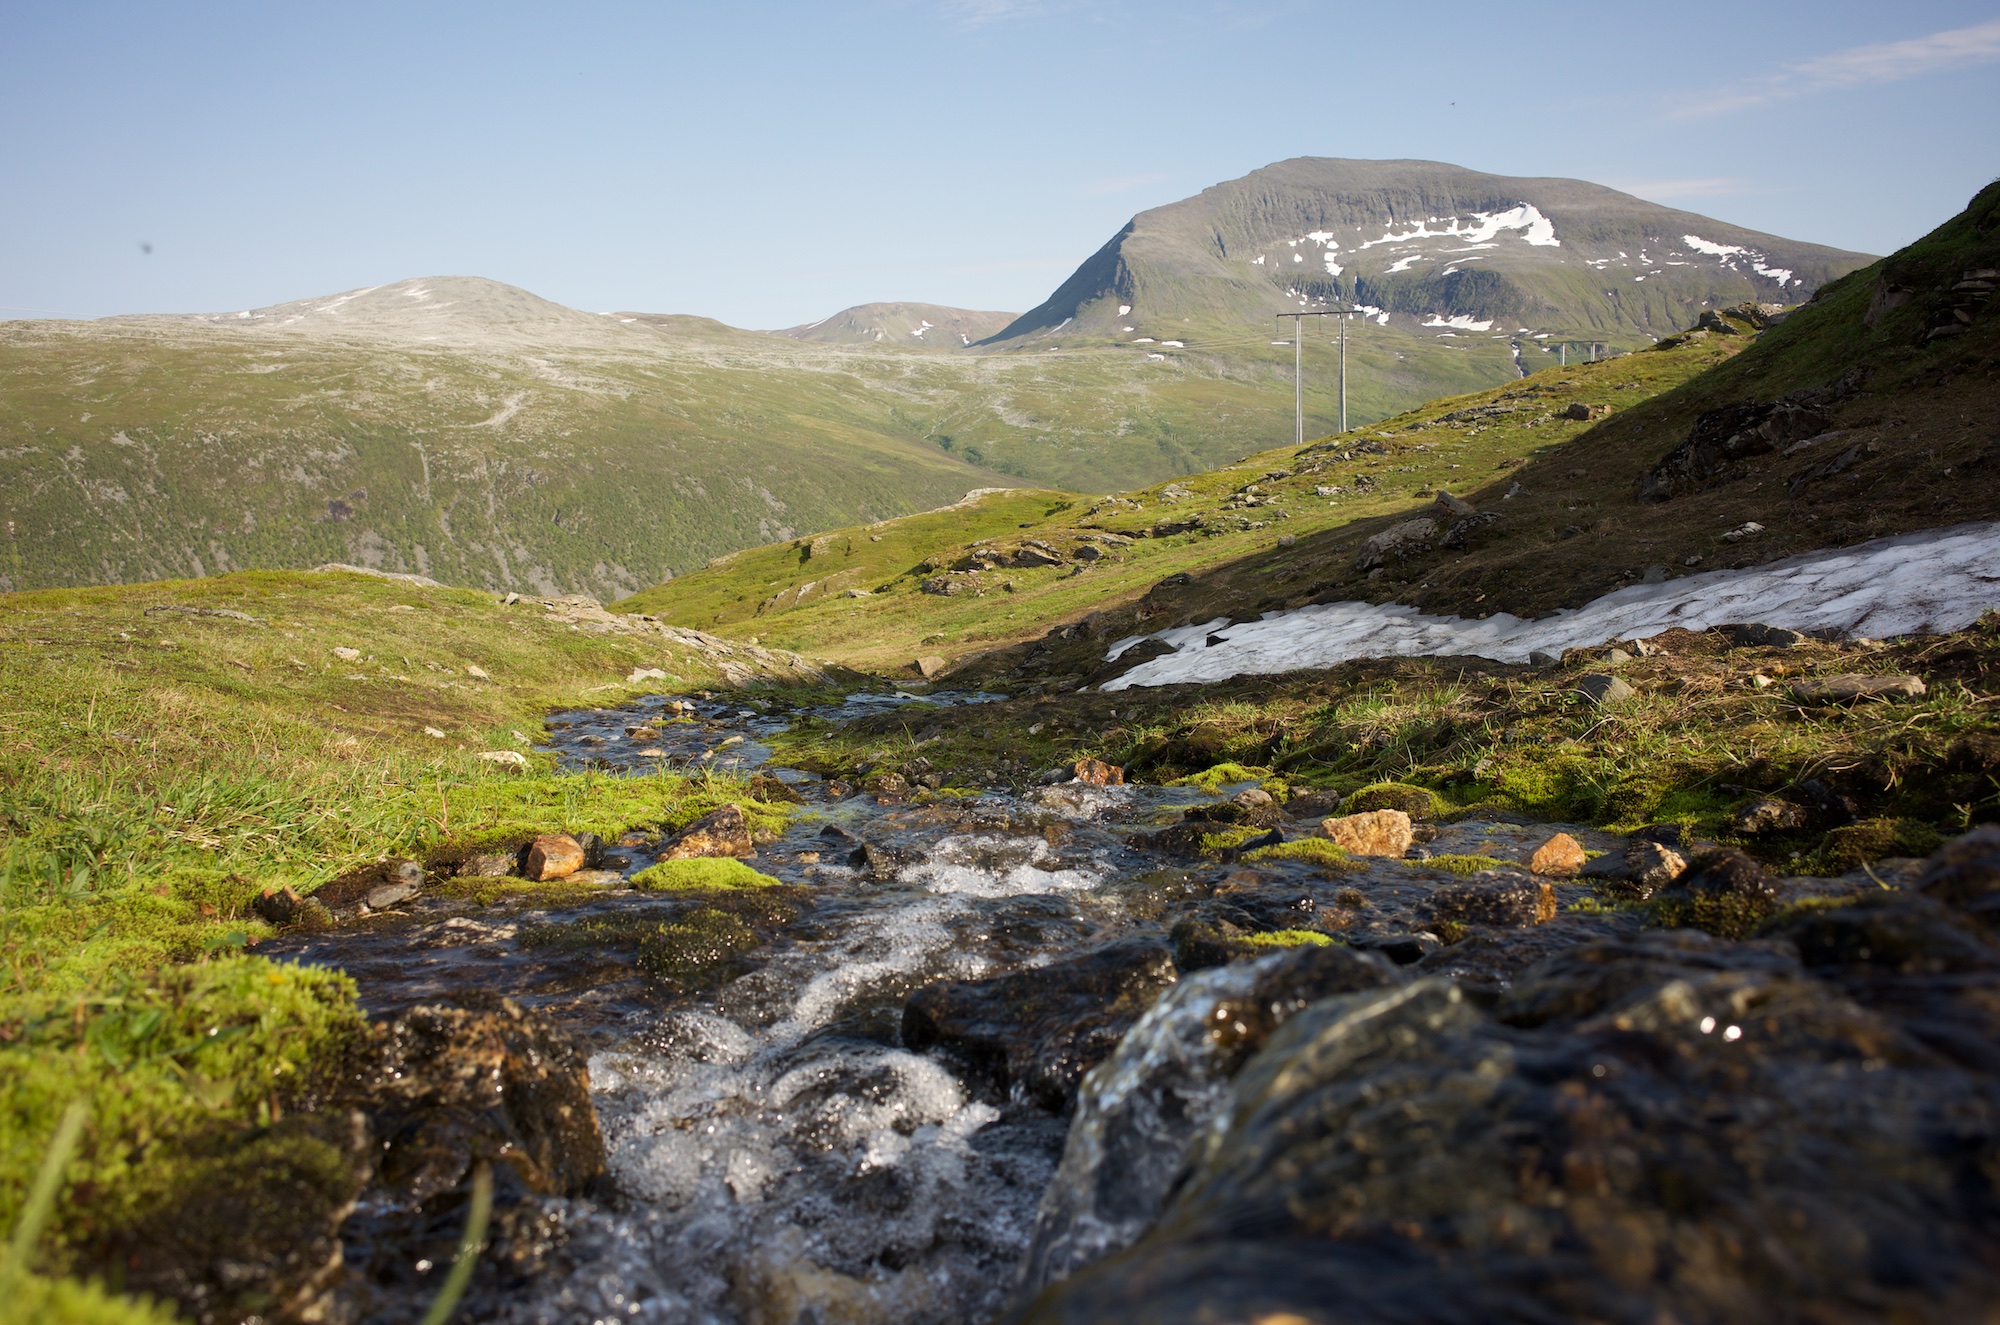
xmin=1197 ymin=825 xmax=1276 ymax=855
xmin=1171 ymin=762 xmax=1273 ymax=794
xmin=1344 ymin=782 xmax=1445 ymax=821
xmin=1241 ymin=929 xmax=1335 ymax=949
xmin=1241 ymin=839 xmax=1355 ymax=872
xmin=1816 ymin=818 xmax=1945 ymax=873
xmin=1421 ymin=854 xmax=1513 ymax=876
xmin=629 ymin=858 xmax=782 ymax=891
xmin=638 ymin=908 xmax=760 ymax=983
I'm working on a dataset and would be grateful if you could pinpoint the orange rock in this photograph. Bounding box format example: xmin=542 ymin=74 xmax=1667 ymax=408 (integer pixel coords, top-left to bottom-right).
xmin=526 ymin=833 xmax=585 ymax=881
xmin=1318 ymin=809 xmax=1414 ymax=857
xmin=1529 ymin=832 xmax=1587 ymax=878
xmin=1074 ymin=757 xmax=1125 ymax=787
xmin=662 ymin=803 xmax=756 ymax=859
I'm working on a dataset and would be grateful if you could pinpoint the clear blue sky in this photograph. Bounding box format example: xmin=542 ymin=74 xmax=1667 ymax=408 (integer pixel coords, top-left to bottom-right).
xmin=4 ymin=1 xmax=1997 ymax=326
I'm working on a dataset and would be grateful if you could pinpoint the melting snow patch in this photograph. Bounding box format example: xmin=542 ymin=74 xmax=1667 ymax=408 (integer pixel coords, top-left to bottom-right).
xmin=1423 ymin=313 xmax=1495 ymax=332
xmin=1360 ymin=204 xmax=1560 ymax=251
xmin=1354 ymin=304 xmax=1391 ymax=326
xmin=1100 ymin=522 xmax=2000 ymax=690
xmin=1252 ymin=256 xmax=1266 ymax=266
xmin=1160 ymin=339 xmax=1184 ymax=347
xmin=1118 ymin=305 xmax=1132 ymax=316
xmin=1387 ymin=254 xmax=1427 ymax=274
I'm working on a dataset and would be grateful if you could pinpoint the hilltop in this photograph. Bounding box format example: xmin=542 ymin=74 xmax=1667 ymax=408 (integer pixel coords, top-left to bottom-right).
xmin=988 ymin=158 xmax=1871 ymax=356
xmin=779 ymin=302 xmax=1017 ymax=347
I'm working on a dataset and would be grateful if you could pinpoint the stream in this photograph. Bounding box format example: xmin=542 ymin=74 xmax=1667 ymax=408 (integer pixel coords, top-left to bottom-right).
xmin=272 ymin=688 xmax=1648 ymax=1324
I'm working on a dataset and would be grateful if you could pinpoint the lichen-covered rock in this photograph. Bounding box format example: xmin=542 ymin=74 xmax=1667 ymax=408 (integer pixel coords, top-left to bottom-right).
xmin=903 ymin=937 xmax=1178 ymax=1109
xmin=1791 ymin=673 xmax=1926 ymax=704
xmin=1318 ymin=809 xmax=1413 ymax=857
xmin=660 ymin=803 xmax=755 ymax=860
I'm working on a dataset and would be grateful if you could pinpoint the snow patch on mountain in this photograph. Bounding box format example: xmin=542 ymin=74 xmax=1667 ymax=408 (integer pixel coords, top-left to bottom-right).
xmin=1101 ymin=522 xmax=2000 ymax=690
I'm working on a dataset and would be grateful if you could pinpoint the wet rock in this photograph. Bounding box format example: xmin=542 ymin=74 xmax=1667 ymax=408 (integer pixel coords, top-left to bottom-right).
xmin=1572 ymin=673 xmax=1636 ymax=706
xmin=1528 ymin=832 xmax=1586 ymax=878
xmin=365 ymin=881 xmax=420 ymax=911
xmin=1623 ymin=840 xmax=1688 ymax=896
xmin=1349 ymin=931 xmax=1444 ymax=965
xmin=1914 ymin=824 xmax=2000 ymax=932
xmin=1426 ymin=871 xmax=1557 ymax=927
xmin=902 ymin=937 xmax=1178 ymax=1109
xmin=1527 ymin=649 xmax=1561 ymax=668
xmin=361 ymin=996 xmax=606 ymax=1203
xmin=457 ymin=851 xmax=516 ymax=878
xmin=525 ymin=834 xmax=585 ymax=881
xmin=1734 ymin=795 xmax=1812 ymax=834
xmin=1231 ymin=786 xmax=1274 ymax=810
xmin=1020 ymin=926 xmax=2000 ymax=1325
xmin=1284 ymin=788 xmax=1343 ymax=818
xmin=254 ymin=884 xmax=306 ymax=925
xmin=1072 ymin=757 xmax=1124 ymax=786
xmin=1652 ymin=848 xmax=1780 ymax=936
xmin=661 ymin=803 xmax=756 ymax=859
xmin=864 ymin=770 xmax=911 ymax=800
xmin=1791 ymin=673 xmax=1926 ymax=703
xmin=1020 ymin=943 xmax=1402 ymax=1292
xmin=1318 ymin=809 xmax=1413 ymax=857
xmin=102 ymin=1111 xmax=374 ymax=1325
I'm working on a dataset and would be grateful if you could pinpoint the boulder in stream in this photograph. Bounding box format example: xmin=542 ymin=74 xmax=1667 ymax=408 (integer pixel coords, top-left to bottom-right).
xmin=903 ymin=937 xmax=1179 ymax=1109
xmin=1015 ymin=829 xmax=2000 ymax=1324
xmin=660 ymin=802 xmax=756 ymax=859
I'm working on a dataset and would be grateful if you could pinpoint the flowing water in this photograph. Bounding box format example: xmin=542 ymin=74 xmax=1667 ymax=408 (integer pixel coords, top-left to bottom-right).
xmin=273 ymin=689 xmax=1631 ymax=1324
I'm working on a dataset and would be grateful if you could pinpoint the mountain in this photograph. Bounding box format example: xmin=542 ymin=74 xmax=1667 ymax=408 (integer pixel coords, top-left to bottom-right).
xmin=0 ymin=163 xmax=1885 ymax=599
xmin=986 ymin=158 xmax=1873 ymax=352
xmin=780 ymin=302 xmax=1017 ymax=347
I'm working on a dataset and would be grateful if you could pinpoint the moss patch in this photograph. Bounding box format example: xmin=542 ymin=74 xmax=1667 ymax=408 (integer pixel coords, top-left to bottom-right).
xmin=629 ymin=858 xmax=783 ymax=891
xmin=1241 ymin=838 xmax=1355 ymax=871
xmin=1170 ymin=763 xmax=1273 ymax=793
xmin=1242 ymin=929 xmax=1334 ymax=949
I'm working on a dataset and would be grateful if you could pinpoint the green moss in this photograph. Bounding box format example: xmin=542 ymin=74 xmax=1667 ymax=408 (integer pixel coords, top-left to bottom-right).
xmin=1816 ymin=818 xmax=1945 ymax=873
xmin=1195 ymin=826 xmax=1271 ymax=855
xmin=426 ymin=875 xmax=610 ymax=908
xmin=1242 ymin=929 xmax=1334 ymax=949
xmin=629 ymin=858 xmax=782 ymax=891
xmin=1344 ymin=782 xmax=1445 ymax=820
xmin=1649 ymin=893 xmax=1781 ymax=940
xmin=0 ymin=957 xmax=363 ymax=1251
xmin=1422 ymin=854 xmax=1511 ymax=876
xmin=1241 ymin=838 xmax=1355 ymax=871
xmin=0 ymin=1275 xmax=182 ymax=1325
xmin=637 ymin=909 xmax=759 ymax=984
xmin=1170 ymin=763 xmax=1273 ymax=793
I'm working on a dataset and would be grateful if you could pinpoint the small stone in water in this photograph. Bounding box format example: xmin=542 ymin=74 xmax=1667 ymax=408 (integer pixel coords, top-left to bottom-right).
xmin=527 ymin=834 xmax=586 ymax=880
xmin=1528 ymin=832 xmax=1586 ymax=878
xmin=1318 ymin=809 xmax=1414 ymax=857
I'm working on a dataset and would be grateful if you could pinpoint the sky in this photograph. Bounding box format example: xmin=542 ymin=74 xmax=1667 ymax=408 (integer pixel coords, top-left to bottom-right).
xmin=3 ymin=1 xmax=1997 ymax=328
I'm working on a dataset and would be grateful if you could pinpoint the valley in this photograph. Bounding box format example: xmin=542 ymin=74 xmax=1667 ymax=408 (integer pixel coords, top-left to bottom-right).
xmin=1 ymin=169 xmax=1995 ymax=1325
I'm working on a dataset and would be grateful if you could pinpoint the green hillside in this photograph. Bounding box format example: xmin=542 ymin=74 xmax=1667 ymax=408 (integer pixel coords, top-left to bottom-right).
xmin=615 ymin=325 xmax=1756 ymax=669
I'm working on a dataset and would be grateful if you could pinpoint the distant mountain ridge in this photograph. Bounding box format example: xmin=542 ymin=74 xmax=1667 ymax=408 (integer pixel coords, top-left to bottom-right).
xmin=780 ymin=302 xmax=1017 ymax=347
xmin=985 ymin=158 xmax=1873 ymax=348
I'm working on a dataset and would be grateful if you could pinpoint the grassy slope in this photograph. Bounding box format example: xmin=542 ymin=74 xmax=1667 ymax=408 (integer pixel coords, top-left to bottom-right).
xmin=0 ymin=568 xmax=815 ymax=1305
xmin=0 ymin=311 xmax=1528 ymax=600
xmin=617 ymin=330 xmax=1753 ymax=670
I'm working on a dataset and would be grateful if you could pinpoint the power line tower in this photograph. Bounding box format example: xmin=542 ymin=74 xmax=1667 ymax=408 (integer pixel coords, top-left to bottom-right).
xmin=1277 ymin=307 xmax=1364 ymax=447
